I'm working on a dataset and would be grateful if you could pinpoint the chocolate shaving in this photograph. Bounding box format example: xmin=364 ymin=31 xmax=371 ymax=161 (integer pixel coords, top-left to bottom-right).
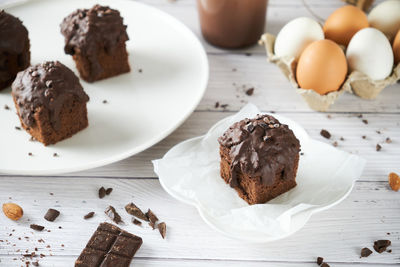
xmin=146 ymin=209 xmax=158 ymax=229
xmin=373 ymin=240 xmax=391 ymax=253
xmin=98 ymin=187 xmax=106 ymax=198
xmin=158 ymin=222 xmax=166 ymax=239
xmin=30 ymin=224 xmax=44 ymax=231
xmin=320 ymin=129 xmax=331 ymax=139
xmin=44 ymin=209 xmax=60 ymax=222
xmin=83 ymin=212 xmax=95 ymax=220
xmin=361 ymin=247 xmax=373 ymax=257
xmin=132 ymin=218 xmax=142 ymax=226
xmin=104 ymin=206 xmax=123 ymax=224
xmin=376 ymin=144 xmax=382 ymax=151
xmin=125 ymin=203 xmax=148 ymax=221
xmin=362 ymin=119 xmax=368 ymax=124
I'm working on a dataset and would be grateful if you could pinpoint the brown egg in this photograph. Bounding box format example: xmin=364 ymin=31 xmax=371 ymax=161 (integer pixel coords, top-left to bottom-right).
xmin=296 ymin=39 xmax=348 ymax=95
xmin=323 ymin=5 xmax=369 ymax=46
xmin=393 ymin=29 xmax=400 ymax=65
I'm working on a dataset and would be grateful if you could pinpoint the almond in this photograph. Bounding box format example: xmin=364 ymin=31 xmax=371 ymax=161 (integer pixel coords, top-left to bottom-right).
xmin=2 ymin=203 xmax=23 ymax=221
xmin=389 ymin=172 xmax=400 ymax=191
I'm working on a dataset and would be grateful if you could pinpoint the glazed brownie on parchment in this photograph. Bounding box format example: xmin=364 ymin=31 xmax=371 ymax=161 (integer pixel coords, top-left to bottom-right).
xmin=0 ymin=10 xmax=30 ymax=90
xmin=218 ymin=114 xmax=301 ymax=205
xmin=12 ymin=61 xmax=89 ymax=146
xmin=60 ymin=5 xmax=130 ymax=82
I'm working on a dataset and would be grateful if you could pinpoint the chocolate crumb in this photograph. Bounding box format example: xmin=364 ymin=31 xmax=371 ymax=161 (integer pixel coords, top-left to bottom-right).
xmin=245 ymin=88 xmax=254 ymax=96
xmin=320 ymin=129 xmax=331 ymax=139
xmin=357 ymin=114 xmax=363 ymax=118
xmin=98 ymin=187 xmax=106 ymax=199
xmin=387 ymin=249 xmax=392 ymax=253
xmin=44 ymin=209 xmax=60 ymax=222
xmin=53 ymin=153 xmax=58 ymax=157
xmin=333 ymin=141 xmax=338 ymax=147
xmin=373 ymin=240 xmax=391 ymax=253
xmin=15 ymin=126 xmax=21 ymax=130
xmin=232 ymin=68 xmax=237 ymax=72
xmin=214 ymin=102 xmax=219 ymax=108
xmin=300 ymin=152 xmax=304 ymax=156
xmin=158 ymin=222 xmax=166 ymax=239
xmin=376 ymin=144 xmax=382 ymax=151
xmin=132 ymin=218 xmax=142 ymax=226
xmin=138 ymin=69 xmax=143 ymax=73
xmin=28 ymin=152 xmax=33 ymax=156
xmin=146 ymin=209 xmax=159 ymax=229
xmin=362 ymin=119 xmax=368 ymax=124
xmin=387 ymin=232 xmax=391 ymax=235
xmin=385 ymin=137 xmax=392 ymax=144
xmin=220 ymin=104 xmax=228 ymax=109
xmin=105 ymin=188 xmax=113 ymax=195
xmin=29 ymin=137 xmax=36 ymax=142
xmin=340 ymin=137 xmax=344 ymax=141
xmin=102 ymin=100 xmax=108 ymax=104
xmin=32 ymin=261 xmax=39 ymax=266
xmin=317 ymin=257 xmax=324 ymax=265
xmin=105 ymin=206 xmax=123 ymax=224
xmin=361 ymin=247 xmax=373 ymax=257
xmin=376 ymin=130 xmax=381 ymax=134
xmin=30 ymin=224 xmax=44 ymax=231
xmin=362 ymin=135 xmax=366 ymax=139
xmin=4 ymin=104 xmax=10 ymax=110
xmin=125 ymin=203 xmax=148 ymax=221
xmin=245 ymin=52 xmax=252 ymax=56
xmin=83 ymin=212 xmax=95 ymax=220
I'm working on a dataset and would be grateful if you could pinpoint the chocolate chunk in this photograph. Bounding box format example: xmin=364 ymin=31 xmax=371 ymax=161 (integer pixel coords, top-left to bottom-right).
xmin=362 ymin=119 xmax=368 ymax=124
xmin=84 ymin=212 xmax=95 ymax=220
xmin=361 ymin=247 xmax=373 ymax=257
xmin=317 ymin=257 xmax=323 ymax=265
xmin=125 ymin=203 xmax=148 ymax=221
xmin=321 ymin=263 xmax=330 ymax=267
xmin=44 ymin=209 xmax=60 ymax=222
xmin=373 ymin=240 xmax=391 ymax=253
xmin=146 ymin=209 xmax=158 ymax=229
xmin=245 ymin=88 xmax=254 ymax=96
xmin=105 ymin=188 xmax=113 ymax=195
xmin=98 ymin=187 xmax=106 ymax=199
xmin=158 ymin=222 xmax=166 ymax=239
xmin=376 ymin=144 xmax=382 ymax=151
xmin=132 ymin=219 xmax=142 ymax=226
xmin=320 ymin=129 xmax=331 ymax=139
xmin=75 ymin=222 xmax=142 ymax=267
xmin=105 ymin=206 xmax=123 ymax=224
xmin=30 ymin=224 xmax=44 ymax=231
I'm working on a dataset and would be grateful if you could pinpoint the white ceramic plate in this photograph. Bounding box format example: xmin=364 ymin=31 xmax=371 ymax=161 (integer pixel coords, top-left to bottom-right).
xmin=154 ymin=104 xmax=366 ymax=243
xmin=0 ymin=0 xmax=208 ymax=175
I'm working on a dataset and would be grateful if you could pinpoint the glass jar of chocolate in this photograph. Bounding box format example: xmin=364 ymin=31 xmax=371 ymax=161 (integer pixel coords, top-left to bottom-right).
xmin=197 ymin=0 xmax=268 ymax=49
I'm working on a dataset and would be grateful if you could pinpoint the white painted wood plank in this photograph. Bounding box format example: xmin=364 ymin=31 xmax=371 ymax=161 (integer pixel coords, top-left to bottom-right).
xmin=67 ymin=111 xmax=400 ymax=181
xmin=0 ymin=178 xmax=398 ymax=264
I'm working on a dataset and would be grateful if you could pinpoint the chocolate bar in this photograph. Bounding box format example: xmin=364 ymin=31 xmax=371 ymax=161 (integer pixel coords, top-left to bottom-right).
xmin=75 ymin=222 xmax=142 ymax=267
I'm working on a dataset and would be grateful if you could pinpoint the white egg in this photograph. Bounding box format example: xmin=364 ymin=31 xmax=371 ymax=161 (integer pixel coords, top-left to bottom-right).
xmin=274 ymin=17 xmax=324 ymax=60
xmin=346 ymin=28 xmax=394 ymax=80
xmin=368 ymin=0 xmax=400 ymax=40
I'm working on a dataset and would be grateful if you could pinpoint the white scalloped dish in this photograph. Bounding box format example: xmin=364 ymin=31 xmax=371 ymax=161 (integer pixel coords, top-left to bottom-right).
xmin=153 ymin=104 xmax=366 ymax=243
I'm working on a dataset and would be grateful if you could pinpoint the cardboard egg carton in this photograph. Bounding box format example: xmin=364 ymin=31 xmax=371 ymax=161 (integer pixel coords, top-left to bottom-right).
xmin=259 ymin=33 xmax=400 ymax=111
xmin=342 ymin=0 xmax=374 ymax=11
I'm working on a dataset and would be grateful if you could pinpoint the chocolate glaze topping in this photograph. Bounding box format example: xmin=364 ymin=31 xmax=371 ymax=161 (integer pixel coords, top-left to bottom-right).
xmin=0 ymin=10 xmax=30 ymax=84
xmin=12 ymin=61 xmax=89 ymax=131
xmin=218 ymin=114 xmax=300 ymax=187
xmin=60 ymin=5 xmax=129 ymax=76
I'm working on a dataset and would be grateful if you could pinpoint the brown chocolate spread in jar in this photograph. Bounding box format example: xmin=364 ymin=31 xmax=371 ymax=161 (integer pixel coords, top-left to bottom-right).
xmin=197 ymin=0 xmax=268 ymax=49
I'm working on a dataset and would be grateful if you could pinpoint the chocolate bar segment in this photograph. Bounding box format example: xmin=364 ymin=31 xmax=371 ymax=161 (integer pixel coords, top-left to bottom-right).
xmin=75 ymin=222 xmax=142 ymax=267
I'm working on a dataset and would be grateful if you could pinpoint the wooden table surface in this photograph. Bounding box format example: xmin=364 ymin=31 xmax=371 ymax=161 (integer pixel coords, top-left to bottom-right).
xmin=1 ymin=0 xmax=399 ymax=266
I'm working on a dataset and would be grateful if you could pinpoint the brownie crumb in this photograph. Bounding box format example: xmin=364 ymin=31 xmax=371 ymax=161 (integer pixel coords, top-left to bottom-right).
xmin=30 ymin=224 xmax=44 ymax=231
xmin=132 ymin=218 xmax=142 ymax=226
xmin=373 ymin=240 xmax=391 ymax=253
xmin=376 ymin=144 xmax=382 ymax=151
xmin=4 ymin=104 xmax=10 ymax=110
xmin=158 ymin=222 xmax=166 ymax=239
xmin=214 ymin=102 xmax=219 ymax=108
xmin=320 ymin=129 xmax=331 ymax=139
xmin=317 ymin=257 xmax=323 ymax=265
xmin=245 ymin=88 xmax=254 ymax=96
xmin=146 ymin=209 xmax=158 ymax=229
xmin=385 ymin=137 xmax=392 ymax=144
xmin=98 ymin=187 xmax=106 ymax=199
xmin=125 ymin=203 xmax=148 ymax=221
xmin=105 ymin=188 xmax=113 ymax=195
xmin=362 ymin=119 xmax=368 ymax=124
xmin=84 ymin=212 xmax=95 ymax=220
xmin=105 ymin=206 xmax=123 ymax=224
xmin=44 ymin=209 xmax=60 ymax=222
xmin=361 ymin=247 xmax=373 ymax=257
xmin=102 ymin=100 xmax=108 ymax=104
xmin=15 ymin=126 xmax=21 ymax=130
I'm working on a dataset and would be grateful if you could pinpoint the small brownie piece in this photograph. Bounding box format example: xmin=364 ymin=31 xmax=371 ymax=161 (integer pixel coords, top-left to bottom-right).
xmin=60 ymin=5 xmax=130 ymax=82
xmin=0 ymin=10 xmax=30 ymax=90
xmin=218 ymin=114 xmax=301 ymax=205
xmin=75 ymin=222 xmax=142 ymax=267
xmin=11 ymin=61 xmax=89 ymax=146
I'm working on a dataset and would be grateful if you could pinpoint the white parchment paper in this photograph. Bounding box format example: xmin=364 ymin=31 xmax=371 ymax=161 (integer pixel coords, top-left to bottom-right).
xmin=153 ymin=104 xmax=366 ymax=238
